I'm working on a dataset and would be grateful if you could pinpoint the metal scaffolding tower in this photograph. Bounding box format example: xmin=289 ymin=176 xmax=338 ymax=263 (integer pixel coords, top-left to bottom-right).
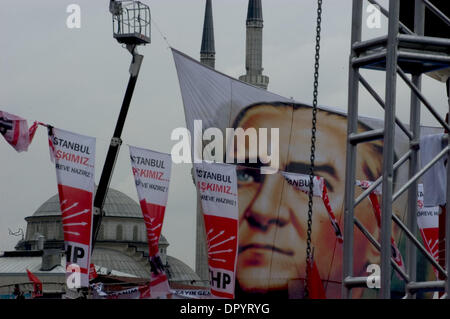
xmin=343 ymin=0 xmax=450 ymax=298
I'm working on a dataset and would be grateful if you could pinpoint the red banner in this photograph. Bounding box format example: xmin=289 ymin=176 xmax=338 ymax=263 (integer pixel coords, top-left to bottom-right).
xmin=48 ymin=127 xmax=95 ymax=288
xmin=195 ymin=162 xmax=239 ymax=299
xmin=129 ymin=146 xmax=172 ymax=298
xmin=306 ymin=259 xmax=326 ymax=299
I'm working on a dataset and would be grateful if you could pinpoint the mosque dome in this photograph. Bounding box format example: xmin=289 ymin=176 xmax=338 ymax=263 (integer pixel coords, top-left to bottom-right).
xmin=91 ymin=247 xmax=150 ymax=279
xmin=165 ymin=256 xmax=203 ymax=285
xmin=15 ymin=188 xmax=203 ymax=286
xmin=24 ymin=188 xmax=167 ymax=245
xmin=32 ymin=187 xmax=144 ymax=219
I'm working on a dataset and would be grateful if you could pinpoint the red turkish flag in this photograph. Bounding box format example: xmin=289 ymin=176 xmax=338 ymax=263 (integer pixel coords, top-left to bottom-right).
xmin=26 ymin=269 xmax=43 ymax=298
xmin=89 ymin=264 xmax=98 ymax=281
xmin=306 ymin=259 xmax=326 ymax=299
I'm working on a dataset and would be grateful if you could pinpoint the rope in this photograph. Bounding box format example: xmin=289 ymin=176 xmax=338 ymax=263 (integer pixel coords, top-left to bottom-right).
xmin=151 ymin=16 xmax=171 ymax=49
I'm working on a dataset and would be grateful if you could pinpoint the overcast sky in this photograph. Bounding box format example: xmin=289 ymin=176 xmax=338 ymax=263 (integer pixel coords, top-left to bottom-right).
xmin=0 ymin=0 xmax=448 ymax=269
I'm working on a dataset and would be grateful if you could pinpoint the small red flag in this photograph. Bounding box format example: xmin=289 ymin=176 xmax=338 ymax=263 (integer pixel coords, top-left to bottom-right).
xmin=26 ymin=269 xmax=43 ymax=298
xmin=28 ymin=121 xmax=40 ymax=144
xmin=89 ymin=263 xmax=98 ymax=281
xmin=0 ymin=111 xmax=31 ymax=152
xmin=138 ymin=283 xmax=151 ymax=299
xmin=306 ymin=259 xmax=326 ymax=299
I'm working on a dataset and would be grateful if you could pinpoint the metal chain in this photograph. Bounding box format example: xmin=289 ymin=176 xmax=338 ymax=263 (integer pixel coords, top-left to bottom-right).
xmin=305 ymin=0 xmax=323 ymax=299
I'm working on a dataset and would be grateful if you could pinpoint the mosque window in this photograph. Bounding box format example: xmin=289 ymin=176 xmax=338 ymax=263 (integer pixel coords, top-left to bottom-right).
xmin=58 ymin=222 xmax=63 ymax=239
xmin=116 ymin=224 xmax=123 ymax=241
xmin=133 ymin=225 xmax=139 ymax=241
xmin=98 ymin=224 xmax=105 ymax=240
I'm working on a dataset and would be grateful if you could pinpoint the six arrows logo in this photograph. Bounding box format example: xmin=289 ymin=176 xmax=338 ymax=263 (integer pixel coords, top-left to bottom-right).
xmin=207 ymin=228 xmax=236 ymax=264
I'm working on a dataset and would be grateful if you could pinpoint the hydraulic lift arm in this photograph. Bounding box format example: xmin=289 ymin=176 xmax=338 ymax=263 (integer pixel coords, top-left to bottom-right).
xmin=91 ymin=44 xmax=143 ymax=251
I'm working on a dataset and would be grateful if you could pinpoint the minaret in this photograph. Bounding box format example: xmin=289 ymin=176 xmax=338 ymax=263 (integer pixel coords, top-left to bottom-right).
xmin=239 ymin=0 xmax=269 ymax=90
xmin=195 ymin=0 xmax=216 ymax=285
xmin=200 ymin=0 xmax=215 ymax=68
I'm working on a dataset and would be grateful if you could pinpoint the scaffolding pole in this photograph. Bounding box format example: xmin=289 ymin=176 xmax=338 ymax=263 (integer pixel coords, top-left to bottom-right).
xmin=404 ymin=0 xmax=424 ymax=299
xmin=342 ymin=0 xmax=363 ymax=300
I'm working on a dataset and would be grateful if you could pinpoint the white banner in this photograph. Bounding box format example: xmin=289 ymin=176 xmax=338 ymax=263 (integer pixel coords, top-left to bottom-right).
xmin=91 ymin=283 xmax=151 ymax=299
xmin=194 ymin=162 xmax=239 ymax=299
xmin=48 ymin=127 xmax=95 ymax=288
xmin=281 ymin=171 xmax=324 ymax=197
xmin=171 ymin=289 xmax=211 ymax=299
xmin=417 ymin=184 xmax=439 ymax=275
xmin=129 ymin=145 xmax=172 ymax=297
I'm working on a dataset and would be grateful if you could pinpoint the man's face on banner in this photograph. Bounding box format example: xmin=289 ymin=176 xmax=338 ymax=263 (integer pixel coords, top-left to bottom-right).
xmin=232 ymin=104 xmax=383 ymax=298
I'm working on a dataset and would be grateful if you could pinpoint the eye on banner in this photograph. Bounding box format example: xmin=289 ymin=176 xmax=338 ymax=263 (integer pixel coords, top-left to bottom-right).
xmin=48 ymin=127 xmax=95 ymax=288
xmin=129 ymin=146 xmax=172 ymax=298
xmin=194 ymin=162 xmax=239 ymax=299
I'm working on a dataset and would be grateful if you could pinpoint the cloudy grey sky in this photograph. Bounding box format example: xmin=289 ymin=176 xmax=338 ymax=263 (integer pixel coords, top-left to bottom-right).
xmin=0 ymin=0 xmax=448 ymax=269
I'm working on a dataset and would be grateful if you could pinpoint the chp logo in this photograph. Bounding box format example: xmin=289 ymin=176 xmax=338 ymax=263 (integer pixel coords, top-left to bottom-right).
xmin=59 ymin=185 xmax=93 ymax=287
xmin=59 ymin=185 xmax=92 ymax=246
xmin=141 ymin=201 xmax=165 ymax=256
xmin=204 ymin=215 xmax=238 ymax=294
